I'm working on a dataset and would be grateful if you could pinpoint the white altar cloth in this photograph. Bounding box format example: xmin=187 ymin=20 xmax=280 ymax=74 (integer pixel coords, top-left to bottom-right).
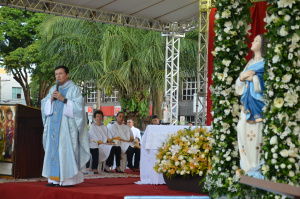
xmin=137 ymin=125 xmax=211 ymax=185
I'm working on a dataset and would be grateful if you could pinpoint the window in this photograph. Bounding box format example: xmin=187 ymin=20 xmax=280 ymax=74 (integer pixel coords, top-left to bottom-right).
xmin=86 ymin=83 xmax=97 ymax=103
xmin=182 ymin=78 xmax=197 ymax=100
xmin=12 ymin=87 xmax=22 ymax=99
xmin=103 ymin=89 xmax=119 ymax=102
xmin=185 ymin=116 xmax=195 ymax=123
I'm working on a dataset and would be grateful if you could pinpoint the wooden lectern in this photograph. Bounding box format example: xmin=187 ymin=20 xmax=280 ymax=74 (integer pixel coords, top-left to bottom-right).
xmin=241 ymin=175 xmax=300 ymax=199
xmin=0 ymin=104 xmax=44 ymax=178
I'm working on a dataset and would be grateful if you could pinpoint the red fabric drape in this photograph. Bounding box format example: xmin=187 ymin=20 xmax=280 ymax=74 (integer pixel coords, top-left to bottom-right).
xmin=206 ymin=2 xmax=268 ymax=125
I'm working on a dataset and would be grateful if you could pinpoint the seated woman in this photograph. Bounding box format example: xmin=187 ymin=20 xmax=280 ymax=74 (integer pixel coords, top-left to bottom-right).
xmin=87 ymin=110 xmax=122 ymax=173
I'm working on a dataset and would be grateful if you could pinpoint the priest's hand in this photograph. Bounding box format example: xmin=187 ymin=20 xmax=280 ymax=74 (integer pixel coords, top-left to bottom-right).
xmin=52 ymin=90 xmax=65 ymax=102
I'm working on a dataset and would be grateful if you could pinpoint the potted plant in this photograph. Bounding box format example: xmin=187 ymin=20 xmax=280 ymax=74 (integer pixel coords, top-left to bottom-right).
xmin=154 ymin=127 xmax=212 ymax=193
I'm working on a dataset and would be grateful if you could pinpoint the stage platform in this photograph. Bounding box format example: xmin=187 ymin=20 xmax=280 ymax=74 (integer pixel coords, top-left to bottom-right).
xmin=0 ymin=170 xmax=209 ymax=199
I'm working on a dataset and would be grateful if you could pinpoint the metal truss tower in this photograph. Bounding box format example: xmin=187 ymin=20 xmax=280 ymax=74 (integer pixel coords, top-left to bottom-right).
xmin=162 ymin=25 xmax=185 ymax=125
xmin=195 ymin=0 xmax=211 ymax=126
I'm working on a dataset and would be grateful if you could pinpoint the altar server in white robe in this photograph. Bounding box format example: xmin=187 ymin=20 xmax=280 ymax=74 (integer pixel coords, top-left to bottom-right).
xmin=41 ymin=66 xmax=90 ymax=187
xmin=111 ymin=112 xmax=138 ymax=171
xmin=235 ymin=34 xmax=268 ymax=179
xmin=87 ymin=110 xmax=122 ymax=173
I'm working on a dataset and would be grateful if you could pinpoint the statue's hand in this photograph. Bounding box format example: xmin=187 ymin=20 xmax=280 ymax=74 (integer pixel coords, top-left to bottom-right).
xmin=240 ymin=70 xmax=255 ymax=81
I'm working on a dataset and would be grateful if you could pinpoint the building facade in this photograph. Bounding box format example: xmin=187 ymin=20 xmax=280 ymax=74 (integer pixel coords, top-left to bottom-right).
xmin=0 ymin=69 xmax=27 ymax=105
xmin=84 ymin=77 xmax=201 ymax=125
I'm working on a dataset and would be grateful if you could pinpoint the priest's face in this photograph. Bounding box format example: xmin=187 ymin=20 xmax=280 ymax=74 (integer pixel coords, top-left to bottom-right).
xmin=55 ymin=68 xmax=69 ymax=85
xmin=251 ymin=35 xmax=261 ymax=53
xmin=116 ymin=112 xmax=125 ymax=125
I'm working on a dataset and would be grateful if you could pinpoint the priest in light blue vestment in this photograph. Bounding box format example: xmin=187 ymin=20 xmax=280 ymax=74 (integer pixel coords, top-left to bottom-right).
xmin=41 ymin=66 xmax=90 ymax=187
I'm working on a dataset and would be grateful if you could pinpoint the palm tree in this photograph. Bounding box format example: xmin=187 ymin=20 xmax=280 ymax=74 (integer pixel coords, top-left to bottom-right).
xmin=39 ymin=16 xmax=198 ymax=125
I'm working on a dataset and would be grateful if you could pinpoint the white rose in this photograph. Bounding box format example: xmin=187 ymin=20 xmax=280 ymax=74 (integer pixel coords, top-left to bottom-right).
xmin=238 ymin=20 xmax=244 ymax=27
xmin=279 ymin=25 xmax=288 ymax=37
xmin=289 ymin=171 xmax=295 ymax=177
xmin=284 ymin=92 xmax=298 ymax=106
xmin=224 ymin=27 xmax=231 ymax=33
xmin=282 ymin=74 xmax=292 ymax=83
xmin=280 ymin=163 xmax=286 ymax=169
xmin=224 ymin=21 xmax=233 ymax=29
xmin=268 ymin=90 xmax=274 ymax=97
xmin=294 ymin=110 xmax=300 ymax=121
xmin=271 ymin=159 xmax=277 ymax=164
xmin=222 ymin=59 xmax=231 ymax=67
xmin=232 ymin=1 xmax=239 ymax=8
xmin=224 ymin=109 xmax=230 ymax=115
xmin=288 ymin=149 xmax=297 ymax=157
xmin=246 ymin=24 xmax=251 ymax=35
xmin=270 ymin=13 xmax=280 ymax=23
xmin=280 ymin=149 xmax=289 ymax=157
xmin=199 ymin=171 xmax=203 ymax=176
xmin=272 ymin=55 xmax=280 ymax=63
xmin=288 ymin=158 xmax=295 ymax=163
xmin=226 ymin=156 xmax=231 ymax=161
xmin=221 ymin=10 xmax=231 ymax=19
xmin=180 ymin=170 xmax=185 ymax=175
xmin=284 ymin=15 xmax=291 ymax=21
xmin=270 ymin=136 xmax=278 ymax=145
xmin=226 ymin=76 xmax=233 ymax=85
xmin=261 ymin=165 xmax=270 ymax=174
xmin=268 ymin=71 xmax=275 ymax=79
xmin=274 ymin=44 xmax=283 ymax=53
xmin=217 ymin=73 xmax=224 ymax=80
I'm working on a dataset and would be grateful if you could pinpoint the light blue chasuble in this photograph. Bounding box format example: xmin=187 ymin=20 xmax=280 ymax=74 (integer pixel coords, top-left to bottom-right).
xmin=41 ymin=80 xmax=90 ymax=183
xmin=49 ymin=88 xmax=69 ymax=181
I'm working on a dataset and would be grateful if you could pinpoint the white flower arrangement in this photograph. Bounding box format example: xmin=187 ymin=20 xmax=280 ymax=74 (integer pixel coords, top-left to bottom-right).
xmin=204 ymin=0 xmax=253 ymax=198
xmin=262 ymin=0 xmax=300 ymax=198
xmin=153 ymin=127 xmax=212 ymax=179
xmin=208 ymin=0 xmax=300 ymax=197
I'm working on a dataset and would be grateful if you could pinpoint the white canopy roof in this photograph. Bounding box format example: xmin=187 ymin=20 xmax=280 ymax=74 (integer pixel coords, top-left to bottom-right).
xmin=0 ymin=0 xmax=200 ymax=33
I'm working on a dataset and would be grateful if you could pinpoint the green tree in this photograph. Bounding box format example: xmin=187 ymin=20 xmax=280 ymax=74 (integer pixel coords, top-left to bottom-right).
xmin=38 ymin=16 xmax=198 ymax=123
xmin=0 ymin=7 xmax=50 ymax=107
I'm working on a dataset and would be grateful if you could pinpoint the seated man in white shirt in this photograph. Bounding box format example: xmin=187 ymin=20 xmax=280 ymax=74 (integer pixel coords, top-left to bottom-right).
xmin=127 ymin=119 xmax=141 ymax=170
xmin=111 ymin=112 xmax=138 ymax=172
xmin=151 ymin=115 xmax=160 ymax=125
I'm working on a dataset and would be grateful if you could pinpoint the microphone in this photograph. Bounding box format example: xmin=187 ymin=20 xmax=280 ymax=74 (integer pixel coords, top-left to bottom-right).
xmin=54 ymin=80 xmax=59 ymax=100
xmin=56 ymin=80 xmax=59 ymax=91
